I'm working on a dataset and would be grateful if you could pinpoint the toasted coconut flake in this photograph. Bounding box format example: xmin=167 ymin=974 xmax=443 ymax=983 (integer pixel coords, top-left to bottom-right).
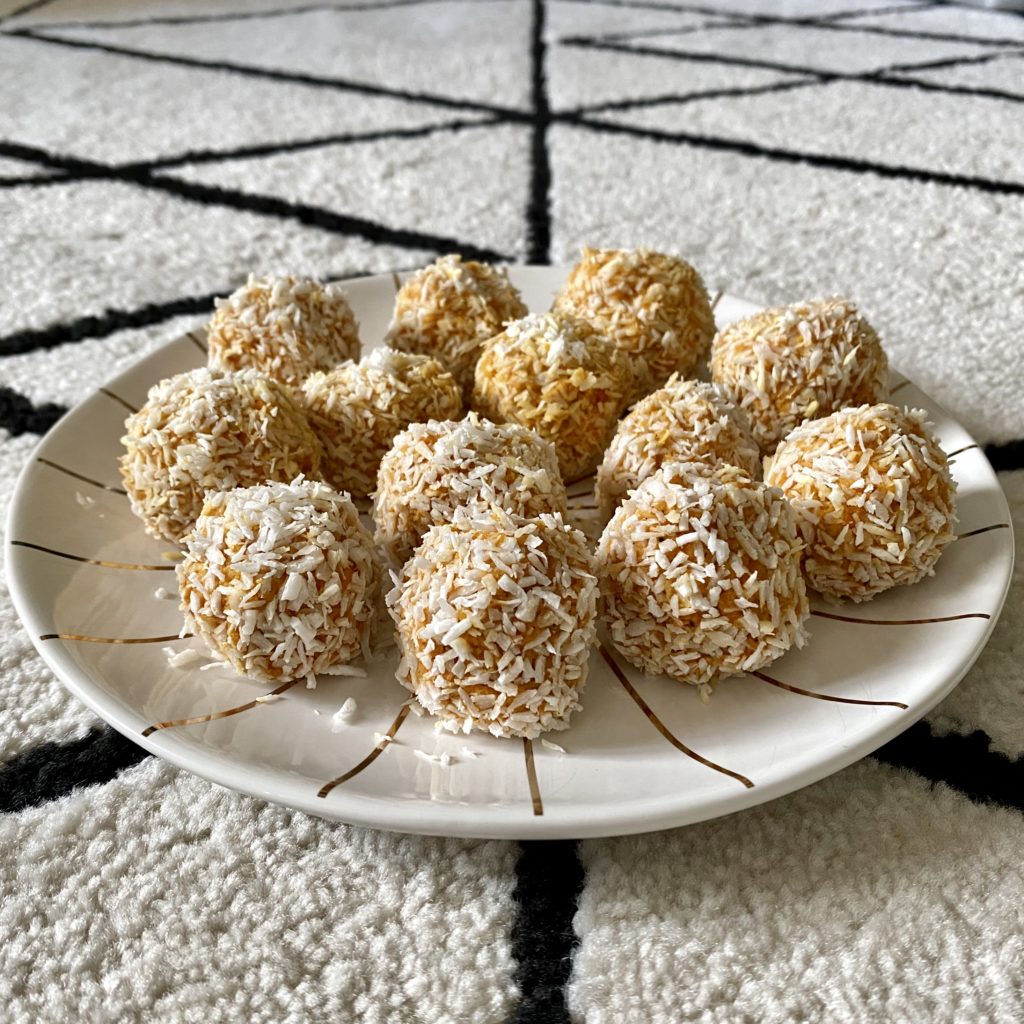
xmin=765 ymin=403 xmax=957 ymax=602
xmin=388 ymin=505 xmax=598 ymax=739
xmin=596 ymin=376 xmax=760 ymax=519
xmin=553 ymin=247 xmax=715 ymax=400
xmin=385 ymin=255 xmax=527 ymax=397
xmin=473 ymin=312 xmax=634 ymax=481
xmin=207 ymin=274 xmax=360 ymax=385
xmin=303 ymin=347 xmax=462 ymax=498
xmin=119 ymin=367 xmax=322 ymax=542
xmin=177 ymin=478 xmax=379 ymax=683
xmin=711 ymin=297 xmax=889 ymax=452
xmin=373 ymin=412 xmax=568 ymax=567
xmin=596 ymin=463 xmax=809 ymax=687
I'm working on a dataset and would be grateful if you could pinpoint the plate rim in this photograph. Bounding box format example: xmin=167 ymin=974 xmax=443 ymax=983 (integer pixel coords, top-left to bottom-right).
xmin=4 ymin=267 xmax=1016 ymax=839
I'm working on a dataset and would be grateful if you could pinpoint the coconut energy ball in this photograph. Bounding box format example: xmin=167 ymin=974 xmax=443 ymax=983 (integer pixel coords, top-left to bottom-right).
xmin=472 ymin=312 xmax=633 ymax=482
xmin=385 ymin=255 xmax=528 ymax=397
xmin=765 ymin=404 xmax=956 ymax=602
xmin=389 ymin=505 xmax=598 ymax=738
xmin=711 ymin=297 xmax=889 ymax=453
xmin=302 ymin=347 xmax=462 ymax=498
xmin=373 ymin=413 xmax=567 ymax=567
xmin=178 ymin=479 xmax=379 ymax=685
xmin=553 ymin=247 xmax=716 ymax=400
xmin=119 ymin=368 xmax=323 ymax=543
xmin=208 ymin=274 xmax=360 ymax=385
xmin=595 ymin=376 xmax=760 ymax=519
xmin=596 ymin=464 xmax=809 ymax=690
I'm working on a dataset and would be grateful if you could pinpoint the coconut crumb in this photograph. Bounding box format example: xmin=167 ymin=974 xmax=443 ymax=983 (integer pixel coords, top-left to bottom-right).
xmin=541 ymin=739 xmax=568 ymax=753
xmin=330 ymin=697 xmax=358 ymax=732
xmin=165 ymin=647 xmax=205 ymax=669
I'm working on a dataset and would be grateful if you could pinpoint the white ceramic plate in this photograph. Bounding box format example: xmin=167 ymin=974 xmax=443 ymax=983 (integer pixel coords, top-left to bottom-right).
xmin=6 ymin=268 xmax=1014 ymax=839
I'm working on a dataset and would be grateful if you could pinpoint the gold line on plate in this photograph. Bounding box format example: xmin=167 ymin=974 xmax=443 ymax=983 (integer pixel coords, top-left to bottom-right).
xmin=945 ymin=443 xmax=979 ymax=460
xmin=957 ymin=523 xmax=1010 ymax=540
xmin=10 ymin=540 xmax=176 ymax=571
xmin=41 ymin=631 xmax=189 ymax=644
xmin=523 ymin=738 xmax=544 ymax=816
xmin=186 ymin=330 xmax=208 ymax=354
xmin=392 ymin=272 xmax=401 ymax=293
xmin=317 ymin=703 xmax=412 ymax=799
xmin=99 ymin=387 xmax=139 ymax=414
xmin=142 ymin=677 xmax=303 ymax=737
xmin=749 ymin=670 xmax=908 ymax=710
xmin=598 ymin=642 xmax=754 ymax=789
xmin=565 ymin=469 xmax=596 ymax=490
xmin=890 ymin=379 xmax=911 ymax=395
xmin=812 ymin=608 xmax=990 ymax=626
xmin=36 ymin=457 xmax=128 ymax=495
xmin=710 ymin=289 xmax=723 ymax=311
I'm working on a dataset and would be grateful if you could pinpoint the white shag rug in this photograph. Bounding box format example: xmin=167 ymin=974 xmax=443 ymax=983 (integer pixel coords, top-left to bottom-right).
xmin=1 ymin=1 xmax=1022 ymax=1021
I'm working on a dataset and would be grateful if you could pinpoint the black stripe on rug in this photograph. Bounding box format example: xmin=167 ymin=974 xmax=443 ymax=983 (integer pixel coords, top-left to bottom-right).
xmin=0 ymin=291 xmax=219 ymax=357
xmin=872 ymin=722 xmax=1024 ymax=812
xmin=0 ymin=385 xmax=67 ymax=436
xmin=526 ymin=0 xmax=552 ymax=266
xmin=985 ymin=439 xmax=1024 ymax=473
xmin=511 ymin=839 xmax=585 ymax=1023
xmin=0 ymin=727 xmax=151 ymax=814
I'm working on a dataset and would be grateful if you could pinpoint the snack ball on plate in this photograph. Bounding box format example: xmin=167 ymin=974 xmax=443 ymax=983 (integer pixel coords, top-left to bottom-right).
xmin=385 ymin=255 xmax=527 ymax=397
xmin=553 ymin=247 xmax=716 ymax=400
xmin=711 ymin=297 xmax=888 ymax=452
xmin=119 ymin=367 xmax=323 ymax=543
xmin=388 ymin=504 xmax=597 ymax=738
xmin=373 ymin=412 xmax=567 ymax=567
xmin=207 ymin=273 xmax=360 ymax=385
xmin=472 ymin=312 xmax=633 ymax=482
xmin=765 ymin=403 xmax=956 ymax=602
xmin=302 ymin=347 xmax=462 ymax=499
xmin=595 ymin=376 xmax=760 ymax=519
xmin=596 ymin=462 xmax=809 ymax=691
xmin=178 ymin=479 xmax=379 ymax=686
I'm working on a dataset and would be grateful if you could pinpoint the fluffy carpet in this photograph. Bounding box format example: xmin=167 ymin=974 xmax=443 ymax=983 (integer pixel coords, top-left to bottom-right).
xmin=1 ymin=0 xmax=1022 ymax=1020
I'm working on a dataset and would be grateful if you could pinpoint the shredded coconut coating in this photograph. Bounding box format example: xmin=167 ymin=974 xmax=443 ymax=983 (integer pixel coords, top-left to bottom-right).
xmin=765 ymin=403 xmax=957 ymax=602
xmin=302 ymin=347 xmax=462 ymax=498
xmin=553 ymin=247 xmax=716 ymax=400
xmin=388 ymin=505 xmax=598 ymax=738
xmin=596 ymin=464 xmax=809 ymax=688
xmin=595 ymin=376 xmax=761 ymax=520
xmin=207 ymin=274 xmax=360 ymax=386
xmin=385 ymin=255 xmax=528 ymax=397
xmin=711 ymin=297 xmax=889 ymax=453
xmin=178 ymin=479 xmax=380 ymax=685
xmin=373 ymin=413 xmax=568 ymax=567
xmin=119 ymin=368 xmax=323 ymax=543
xmin=472 ymin=312 xmax=634 ymax=482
